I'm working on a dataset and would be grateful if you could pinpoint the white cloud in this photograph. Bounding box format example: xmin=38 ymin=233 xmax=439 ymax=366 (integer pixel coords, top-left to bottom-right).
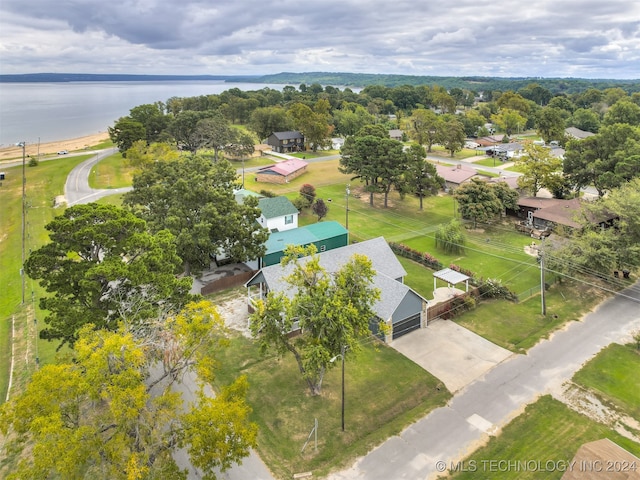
xmin=0 ymin=0 xmax=638 ymax=78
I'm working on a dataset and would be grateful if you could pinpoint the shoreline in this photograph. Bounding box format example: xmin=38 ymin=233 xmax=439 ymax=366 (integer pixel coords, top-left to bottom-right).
xmin=0 ymin=132 xmax=111 ymax=161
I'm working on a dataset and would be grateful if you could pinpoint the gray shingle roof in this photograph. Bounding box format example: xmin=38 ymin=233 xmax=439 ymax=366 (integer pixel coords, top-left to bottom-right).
xmin=246 ymin=237 xmax=425 ymax=322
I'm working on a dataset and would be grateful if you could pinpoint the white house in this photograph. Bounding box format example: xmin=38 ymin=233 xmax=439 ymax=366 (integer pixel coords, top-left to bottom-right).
xmin=257 ymin=196 xmax=299 ymax=232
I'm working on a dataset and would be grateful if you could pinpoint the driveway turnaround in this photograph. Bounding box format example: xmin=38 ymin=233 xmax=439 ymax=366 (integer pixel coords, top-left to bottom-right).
xmin=391 ymin=320 xmax=513 ymax=393
xmin=328 ymin=283 xmax=640 ymax=480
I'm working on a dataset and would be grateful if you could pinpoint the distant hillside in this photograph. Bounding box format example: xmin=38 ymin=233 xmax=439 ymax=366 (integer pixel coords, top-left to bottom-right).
xmin=3 ymin=72 xmax=640 ymax=94
xmin=0 ymin=73 xmax=260 ymax=83
xmin=254 ymin=72 xmax=640 ymax=94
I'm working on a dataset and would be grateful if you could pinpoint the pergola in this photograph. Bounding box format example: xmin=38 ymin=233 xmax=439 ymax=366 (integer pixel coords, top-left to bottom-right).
xmin=433 ymin=267 xmax=470 ymax=292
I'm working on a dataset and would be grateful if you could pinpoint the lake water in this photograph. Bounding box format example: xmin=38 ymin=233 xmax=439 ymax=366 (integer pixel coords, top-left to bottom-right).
xmin=0 ymin=81 xmax=286 ymax=147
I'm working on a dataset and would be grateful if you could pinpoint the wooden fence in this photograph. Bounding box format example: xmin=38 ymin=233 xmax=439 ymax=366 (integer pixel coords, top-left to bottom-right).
xmin=200 ymin=270 xmax=257 ymax=296
xmin=427 ymin=287 xmax=480 ymax=323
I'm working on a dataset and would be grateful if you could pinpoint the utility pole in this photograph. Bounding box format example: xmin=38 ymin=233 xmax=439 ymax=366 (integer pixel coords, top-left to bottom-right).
xmin=18 ymin=141 xmax=26 ymax=305
xmin=345 ymin=184 xmax=350 ymax=230
xmin=540 ymin=237 xmax=546 ymax=316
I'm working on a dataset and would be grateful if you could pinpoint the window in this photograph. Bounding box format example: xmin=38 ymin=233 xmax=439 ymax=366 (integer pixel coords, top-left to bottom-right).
xmin=285 ymin=214 xmax=294 ymax=225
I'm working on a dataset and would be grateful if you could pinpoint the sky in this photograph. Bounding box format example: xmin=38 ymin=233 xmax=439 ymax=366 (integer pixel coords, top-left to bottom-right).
xmin=1 ymin=0 xmax=639 ymax=80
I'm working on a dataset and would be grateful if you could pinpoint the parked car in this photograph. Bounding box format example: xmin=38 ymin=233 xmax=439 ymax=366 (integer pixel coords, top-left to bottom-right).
xmin=58 ymin=150 xmax=68 ymax=155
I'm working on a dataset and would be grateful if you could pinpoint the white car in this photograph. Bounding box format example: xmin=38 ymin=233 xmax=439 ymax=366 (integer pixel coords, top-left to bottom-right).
xmin=58 ymin=150 xmax=68 ymax=155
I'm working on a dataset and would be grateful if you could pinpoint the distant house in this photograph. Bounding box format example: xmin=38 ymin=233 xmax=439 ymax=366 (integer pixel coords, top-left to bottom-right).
xmin=246 ymin=237 xmax=429 ymax=341
xmin=257 ymin=196 xmax=299 ymax=233
xmin=514 ymin=197 xmax=616 ymax=230
xmin=476 ymin=135 xmax=505 ymax=147
xmin=565 ymin=126 xmax=595 ymax=140
xmin=389 ymin=129 xmax=404 ymax=141
xmin=266 ymin=131 xmax=305 ymax=153
xmin=435 ymin=163 xmax=480 ymax=190
xmin=256 ymin=158 xmax=308 ymax=184
xmin=489 ymin=142 xmax=524 ymax=159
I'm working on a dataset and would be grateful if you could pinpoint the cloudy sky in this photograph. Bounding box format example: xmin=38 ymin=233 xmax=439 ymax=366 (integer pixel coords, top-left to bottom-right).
xmin=1 ymin=0 xmax=639 ymax=79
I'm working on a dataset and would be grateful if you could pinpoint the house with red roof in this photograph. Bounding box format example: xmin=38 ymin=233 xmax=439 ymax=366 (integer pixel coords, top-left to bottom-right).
xmin=255 ymin=158 xmax=308 ymax=184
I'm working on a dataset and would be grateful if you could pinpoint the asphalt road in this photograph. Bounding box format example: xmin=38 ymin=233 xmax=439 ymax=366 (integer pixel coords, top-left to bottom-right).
xmin=64 ymin=147 xmax=132 ymax=205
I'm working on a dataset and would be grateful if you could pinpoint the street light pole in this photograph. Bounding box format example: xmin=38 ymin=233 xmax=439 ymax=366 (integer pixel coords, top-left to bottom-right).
xmin=17 ymin=141 xmax=26 ymax=305
xmin=330 ymin=344 xmax=347 ymax=432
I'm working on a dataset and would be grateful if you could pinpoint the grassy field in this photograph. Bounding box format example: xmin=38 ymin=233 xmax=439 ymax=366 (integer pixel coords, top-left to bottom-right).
xmin=88 ymin=151 xmax=134 ymax=189
xmin=213 ymin=331 xmax=451 ymax=479
xmin=454 ymin=280 xmax=610 ymax=353
xmin=0 ymin=157 xmax=89 ymax=400
xmin=447 ymin=395 xmax=640 ymax=480
xmin=573 ymin=343 xmax=640 ymax=421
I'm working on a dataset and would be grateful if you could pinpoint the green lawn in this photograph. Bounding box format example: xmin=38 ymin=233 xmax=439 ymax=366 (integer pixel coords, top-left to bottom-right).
xmin=88 ymin=151 xmax=134 ymax=188
xmin=454 ymin=280 xmax=609 ymax=353
xmin=573 ymin=343 xmax=640 ymax=421
xmin=0 ymin=157 xmax=89 ymax=400
xmin=213 ymin=333 xmax=451 ymax=479
xmin=447 ymin=396 xmax=640 ymax=480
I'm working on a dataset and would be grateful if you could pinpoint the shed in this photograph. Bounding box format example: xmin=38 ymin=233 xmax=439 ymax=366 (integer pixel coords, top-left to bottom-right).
xmin=262 ymin=221 xmax=348 ymax=267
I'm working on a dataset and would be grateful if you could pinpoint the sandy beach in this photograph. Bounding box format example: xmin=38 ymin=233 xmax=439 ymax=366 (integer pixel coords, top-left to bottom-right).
xmin=0 ymin=132 xmax=111 ymax=162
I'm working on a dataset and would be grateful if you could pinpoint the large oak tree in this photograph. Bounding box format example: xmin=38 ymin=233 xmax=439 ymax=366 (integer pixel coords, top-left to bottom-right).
xmin=124 ymin=155 xmax=268 ymax=276
xmin=24 ymin=203 xmax=193 ymax=347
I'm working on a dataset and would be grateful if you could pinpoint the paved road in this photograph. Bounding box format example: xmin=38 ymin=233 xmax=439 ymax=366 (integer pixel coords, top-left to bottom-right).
xmin=64 ymin=147 xmax=132 ymax=205
xmin=327 ymin=283 xmax=640 ymax=480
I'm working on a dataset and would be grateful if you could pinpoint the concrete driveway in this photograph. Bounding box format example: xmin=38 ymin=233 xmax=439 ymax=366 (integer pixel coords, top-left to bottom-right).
xmin=391 ymin=320 xmax=513 ymax=393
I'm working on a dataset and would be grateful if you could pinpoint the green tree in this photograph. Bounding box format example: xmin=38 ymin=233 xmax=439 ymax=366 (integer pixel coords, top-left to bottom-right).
xmin=129 ymin=102 xmax=170 ymax=144
xmin=563 ymin=123 xmax=640 ymax=196
xmin=193 ymin=113 xmax=237 ymax=161
xmin=569 ymin=108 xmax=601 ymax=133
xmin=603 ymin=99 xmax=640 ymax=126
xmin=409 ymin=108 xmax=440 ymax=152
xmin=124 ymin=156 xmax=268 ymax=276
xmin=24 ymin=203 xmax=193 ymax=347
xmin=0 ymin=301 xmax=258 ymax=480
xmin=108 ymin=117 xmax=146 ymax=155
xmin=400 ymin=144 xmax=444 ymax=210
xmin=536 ymin=106 xmax=568 ymax=143
xmin=438 ymin=116 xmax=466 ymax=157
xmin=491 ymin=180 xmax=520 ymax=212
xmin=491 ymin=108 xmax=527 ymax=136
xmin=224 ymin=131 xmax=256 ymax=161
xmin=515 ymin=143 xmax=564 ymax=197
xmin=169 ymin=110 xmax=208 ymax=152
xmin=249 ymin=245 xmax=381 ymax=396
xmin=125 ymin=141 xmax=180 ymax=169
xmin=288 ymin=102 xmax=334 ymax=151
xmin=435 ymin=219 xmax=465 ymax=254
xmin=249 ymin=106 xmax=293 ymax=141
xmin=453 ymin=178 xmax=503 ymax=228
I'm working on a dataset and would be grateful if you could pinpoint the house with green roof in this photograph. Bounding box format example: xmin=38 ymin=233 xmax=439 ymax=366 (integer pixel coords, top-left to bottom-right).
xmin=257 ymin=196 xmax=300 ymax=233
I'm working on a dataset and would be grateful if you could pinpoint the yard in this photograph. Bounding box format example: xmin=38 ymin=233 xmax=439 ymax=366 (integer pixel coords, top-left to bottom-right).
xmin=446 ymin=395 xmax=640 ymax=480
xmin=213 ymin=329 xmax=451 ymax=479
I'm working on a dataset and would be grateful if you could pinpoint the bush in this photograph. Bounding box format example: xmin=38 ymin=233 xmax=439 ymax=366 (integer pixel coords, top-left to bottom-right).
xmin=479 ymin=278 xmax=517 ymax=301
xmin=28 ymin=157 xmax=39 ymax=167
xmin=259 ymin=189 xmax=276 ymax=198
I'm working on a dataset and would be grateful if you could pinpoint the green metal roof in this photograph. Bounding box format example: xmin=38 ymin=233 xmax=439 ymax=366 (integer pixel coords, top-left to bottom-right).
xmin=265 ymin=221 xmax=348 ymax=255
xmin=258 ymin=196 xmax=299 ymax=219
